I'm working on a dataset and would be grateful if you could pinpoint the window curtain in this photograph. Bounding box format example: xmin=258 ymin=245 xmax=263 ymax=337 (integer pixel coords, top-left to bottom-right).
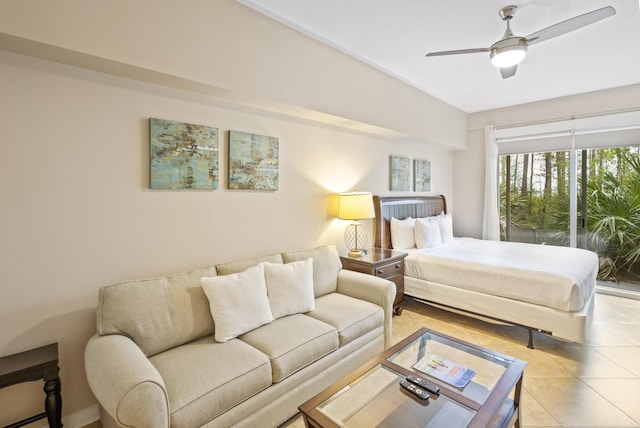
xmin=483 ymin=125 xmax=500 ymax=240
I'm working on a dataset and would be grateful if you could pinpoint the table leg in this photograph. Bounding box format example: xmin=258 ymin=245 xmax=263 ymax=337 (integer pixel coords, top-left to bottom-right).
xmin=44 ymin=377 xmax=62 ymax=428
xmin=513 ymin=375 xmax=523 ymax=428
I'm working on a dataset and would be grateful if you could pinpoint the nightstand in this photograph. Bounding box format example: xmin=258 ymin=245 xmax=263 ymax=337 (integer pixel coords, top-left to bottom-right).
xmin=340 ymin=248 xmax=408 ymax=315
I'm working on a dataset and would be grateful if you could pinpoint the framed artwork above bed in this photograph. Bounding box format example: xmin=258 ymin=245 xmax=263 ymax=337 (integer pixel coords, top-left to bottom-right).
xmin=413 ymin=159 xmax=431 ymax=192
xmin=389 ymin=155 xmax=410 ymax=191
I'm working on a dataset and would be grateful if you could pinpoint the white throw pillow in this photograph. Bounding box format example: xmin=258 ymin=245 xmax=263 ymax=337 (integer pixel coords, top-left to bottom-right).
xmin=264 ymin=258 xmax=315 ymax=319
xmin=436 ymin=212 xmax=454 ymax=242
xmin=201 ymin=264 xmax=273 ymax=342
xmin=390 ymin=217 xmax=416 ymax=249
xmin=282 ymin=244 xmax=341 ymax=298
xmin=415 ymin=216 xmax=442 ymax=248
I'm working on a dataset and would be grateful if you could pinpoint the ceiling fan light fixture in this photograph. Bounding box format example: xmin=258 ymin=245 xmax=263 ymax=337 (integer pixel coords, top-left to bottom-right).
xmin=490 ymin=39 xmax=527 ymax=68
xmin=425 ymin=5 xmax=615 ymax=79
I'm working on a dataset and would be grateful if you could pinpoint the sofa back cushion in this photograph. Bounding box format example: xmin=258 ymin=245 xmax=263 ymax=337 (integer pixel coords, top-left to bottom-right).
xmin=97 ymin=266 xmax=217 ymax=357
xmin=215 ymin=253 xmax=283 ymax=275
xmin=282 ymin=245 xmax=342 ymax=297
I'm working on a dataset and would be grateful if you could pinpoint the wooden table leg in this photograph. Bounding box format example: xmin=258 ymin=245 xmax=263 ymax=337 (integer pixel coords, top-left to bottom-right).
xmin=44 ymin=377 xmax=63 ymax=428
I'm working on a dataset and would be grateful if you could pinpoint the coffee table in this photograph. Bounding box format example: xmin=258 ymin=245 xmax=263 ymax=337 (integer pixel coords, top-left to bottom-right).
xmin=299 ymin=328 xmax=526 ymax=428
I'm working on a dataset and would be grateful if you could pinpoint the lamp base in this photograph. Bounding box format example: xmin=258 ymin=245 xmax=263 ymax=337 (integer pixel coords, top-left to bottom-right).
xmin=348 ymin=249 xmax=364 ymax=257
xmin=344 ymin=222 xmax=367 ymax=258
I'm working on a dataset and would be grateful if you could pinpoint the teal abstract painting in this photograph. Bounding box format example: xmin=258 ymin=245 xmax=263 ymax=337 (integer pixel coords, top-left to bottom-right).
xmin=228 ymin=130 xmax=279 ymax=191
xmin=149 ymin=118 xmax=219 ymax=189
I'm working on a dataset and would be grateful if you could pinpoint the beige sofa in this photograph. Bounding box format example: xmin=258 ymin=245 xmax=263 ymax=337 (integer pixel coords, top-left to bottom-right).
xmin=84 ymin=245 xmax=395 ymax=428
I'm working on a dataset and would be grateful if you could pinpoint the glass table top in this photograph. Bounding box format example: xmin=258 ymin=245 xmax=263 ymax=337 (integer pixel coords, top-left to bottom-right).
xmin=317 ymin=364 xmax=475 ymax=428
xmin=388 ymin=330 xmax=514 ymax=404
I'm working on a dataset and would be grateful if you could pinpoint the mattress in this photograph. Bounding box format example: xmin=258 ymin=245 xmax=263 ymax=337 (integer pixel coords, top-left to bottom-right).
xmin=404 ymin=238 xmax=599 ymax=312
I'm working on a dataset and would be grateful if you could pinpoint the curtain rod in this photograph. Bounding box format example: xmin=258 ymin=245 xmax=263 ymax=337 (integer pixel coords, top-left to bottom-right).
xmin=497 ymin=124 xmax=640 ymax=144
xmin=494 ymin=107 xmax=640 ymax=131
xmin=469 ymin=106 xmax=640 ymax=133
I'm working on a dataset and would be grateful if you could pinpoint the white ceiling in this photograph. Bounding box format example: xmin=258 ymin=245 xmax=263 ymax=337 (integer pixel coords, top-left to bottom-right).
xmin=238 ymin=0 xmax=640 ymax=113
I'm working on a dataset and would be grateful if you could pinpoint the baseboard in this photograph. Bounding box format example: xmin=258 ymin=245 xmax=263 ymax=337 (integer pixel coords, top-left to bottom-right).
xmin=39 ymin=404 xmax=100 ymax=428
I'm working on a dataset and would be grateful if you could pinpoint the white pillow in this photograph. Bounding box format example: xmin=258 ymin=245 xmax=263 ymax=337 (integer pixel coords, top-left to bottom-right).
xmin=415 ymin=216 xmax=442 ymax=248
xmin=201 ymin=264 xmax=273 ymax=342
xmin=436 ymin=212 xmax=454 ymax=242
xmin=390 ymin=217 xmax=416 ymax=249
xmin=264 ymin=258 xmax=315 ymax=319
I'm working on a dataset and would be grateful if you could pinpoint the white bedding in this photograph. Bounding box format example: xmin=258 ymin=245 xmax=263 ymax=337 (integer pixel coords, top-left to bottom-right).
xmin=404 ymin=238 xmax=599 ymax=312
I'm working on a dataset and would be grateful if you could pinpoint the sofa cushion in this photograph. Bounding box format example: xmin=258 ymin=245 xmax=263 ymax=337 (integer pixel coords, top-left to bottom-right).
xmin=97 ymin=265 xmax=217 ymax=357
xmin=239 ymin=314 xmax=338 ymax=383
xmin=264 ymin=258 xmax=315 ymax=319
xmin=306 ymin=292 xmax=384 ymax=347
xmin=201 ymin=264 xmax=273 ymax=343
xmin=216 ymin=253 xmax=283 ymax=275
xmin=149 ymin=336 xmax=272 ymax=428
xmin=282 ymin=244 xmax=342 ymax=297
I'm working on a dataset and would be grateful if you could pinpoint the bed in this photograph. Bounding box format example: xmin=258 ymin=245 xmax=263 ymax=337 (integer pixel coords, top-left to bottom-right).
xmin=373 ymin=195 xmax=599 ymax=348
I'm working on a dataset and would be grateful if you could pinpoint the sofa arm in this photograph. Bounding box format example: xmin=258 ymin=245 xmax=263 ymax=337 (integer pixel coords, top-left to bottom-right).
xmin=336 ymin=269 xmax=395 ymax=349
xmin=85 ymin=334 xmax=170 ymax=428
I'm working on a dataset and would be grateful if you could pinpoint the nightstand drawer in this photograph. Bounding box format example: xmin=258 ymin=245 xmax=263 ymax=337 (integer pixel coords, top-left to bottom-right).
xmin=375 ymin=262 xmax=403 ymax=278
xmin=340 ymin=248 xmax=407 ymax=316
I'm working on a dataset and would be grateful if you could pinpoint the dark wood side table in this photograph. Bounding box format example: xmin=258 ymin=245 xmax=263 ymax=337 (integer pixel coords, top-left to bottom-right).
xmin=0 ymin=343 xmax=62 ymax=428
xmin=340 ymin=248 xmax=408 ymax=315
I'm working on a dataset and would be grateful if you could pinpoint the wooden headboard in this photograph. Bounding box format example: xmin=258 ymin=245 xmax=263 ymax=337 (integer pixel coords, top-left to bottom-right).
xmin=373 ymin=195 xmax=447 ymax=249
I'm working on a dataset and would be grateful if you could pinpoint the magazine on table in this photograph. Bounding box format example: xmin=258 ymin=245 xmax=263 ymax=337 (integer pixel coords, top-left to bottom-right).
xmin=413 ymin=354 xmax=476 ymax=388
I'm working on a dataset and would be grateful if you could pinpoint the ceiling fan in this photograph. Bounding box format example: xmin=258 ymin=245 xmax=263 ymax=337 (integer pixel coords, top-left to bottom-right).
xmin=425 ymin=5 xmax=616 ymax=79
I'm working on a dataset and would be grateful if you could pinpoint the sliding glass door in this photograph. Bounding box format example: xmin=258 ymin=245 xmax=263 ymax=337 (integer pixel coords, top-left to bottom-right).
xmin=581 ymin=146 xmax=640 ymax=286
xmin=500 ymin=151 xmax=571 ymax=246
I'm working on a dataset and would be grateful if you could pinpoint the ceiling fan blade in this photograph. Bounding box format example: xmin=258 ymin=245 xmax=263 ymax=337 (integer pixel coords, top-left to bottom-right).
xmin=526 ymin=6 xmax=616 ymax=45
xmin=500 ymin=65 xmax=517 ymax=79
xmin=426 ymin=47 xmax=490 ymax=57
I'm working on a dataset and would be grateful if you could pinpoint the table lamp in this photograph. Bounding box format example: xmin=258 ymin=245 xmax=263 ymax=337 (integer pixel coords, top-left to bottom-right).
xmin=338 ymin=191 xmax=376 ymax=257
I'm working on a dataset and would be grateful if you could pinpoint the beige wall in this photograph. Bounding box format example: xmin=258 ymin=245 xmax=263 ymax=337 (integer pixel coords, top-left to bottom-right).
xmin=455 ymin=83 xmax=640 ymax=238
xmin=0 ymin=0 xmax=466 ymax=150
xmin=0 ymin=1 xmax=462 ymax=425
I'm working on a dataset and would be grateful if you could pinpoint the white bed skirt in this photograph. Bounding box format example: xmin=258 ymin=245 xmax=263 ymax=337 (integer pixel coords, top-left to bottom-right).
xmin=405 ymin=276 xmax=594 ymax=343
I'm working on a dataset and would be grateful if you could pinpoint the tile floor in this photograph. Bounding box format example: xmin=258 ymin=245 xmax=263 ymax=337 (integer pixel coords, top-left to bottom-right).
xmin=283 ymin=292 xmax=640 ymax=428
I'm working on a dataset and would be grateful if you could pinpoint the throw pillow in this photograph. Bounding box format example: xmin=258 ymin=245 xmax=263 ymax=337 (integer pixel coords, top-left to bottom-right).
xmin=264 ymin=258 xmax=315 ymax=319
xmin=390 ymin=217 xmax=416 ymax=249
xmin=201 ymin=264 xmax=273 ymax=342
xmin=282 ymin=244 xmax=342 ymax=297
xmin=415 ymin=216 xmax=442 ymax=248
xmin=436 ymin=212 xmax=454 ymax=242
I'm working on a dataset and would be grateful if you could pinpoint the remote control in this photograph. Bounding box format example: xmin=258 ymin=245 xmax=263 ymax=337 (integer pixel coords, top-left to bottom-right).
xmin=400 ymin=379 xmax=429 ymax=400
xmin=406 ymin=375 xmax=440 ymax=395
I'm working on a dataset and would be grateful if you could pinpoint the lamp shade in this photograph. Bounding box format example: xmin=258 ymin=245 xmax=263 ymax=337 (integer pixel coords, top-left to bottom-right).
xmin=338 ymin=192 xmax=375 ymax=220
